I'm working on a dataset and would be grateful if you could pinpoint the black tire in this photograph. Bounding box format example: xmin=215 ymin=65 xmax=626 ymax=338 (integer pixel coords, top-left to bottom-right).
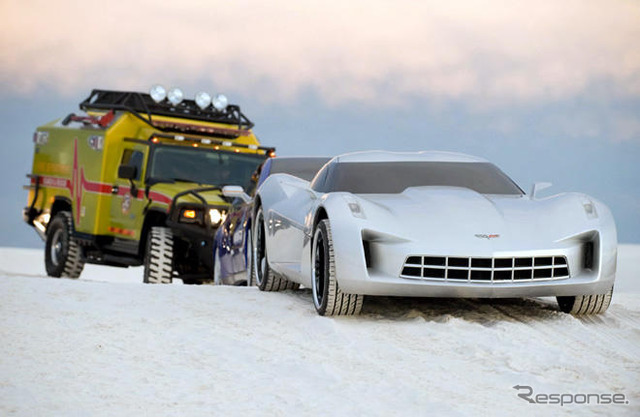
xmin=246 ymin=227 xmax=254 ymax=287
xmin=312 ymin=219 xmax=363 ymax=316
xmin=557 ymin=286 xmax=613 ymax=315
xmin=253 ymin=207 xmax=300 ymax=292
xmin=143 ymin=227 xmax=174 ymax=284
xmin=44 ymin=212 xmax=84 ymax=278
xmin=213 ymin=249 xmax=222 ymax=285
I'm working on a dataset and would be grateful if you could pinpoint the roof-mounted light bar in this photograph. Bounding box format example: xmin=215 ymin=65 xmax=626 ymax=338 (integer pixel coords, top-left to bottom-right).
xmin=150 ymin=132 xmax=275 ymax=156
xmin=167 ymin=87 xmax=184 ymax=106
xmin=80 ymin=88 xmax=253 ymax=129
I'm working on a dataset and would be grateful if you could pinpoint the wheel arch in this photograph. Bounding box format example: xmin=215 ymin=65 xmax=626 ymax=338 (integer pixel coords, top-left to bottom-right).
xmin=252 ymin=195 xmax=263 ymax=219
xmin=50 ymin=197 xmax=72 ymax=220
xmin=139 ymin=209 xmax=168 ymax=258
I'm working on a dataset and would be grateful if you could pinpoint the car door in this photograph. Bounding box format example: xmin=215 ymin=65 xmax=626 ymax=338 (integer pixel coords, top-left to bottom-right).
xmin=108 ymin=144 xmax=148 ymax=246
xmin=268 ymin=181 xmax=318 ymax=266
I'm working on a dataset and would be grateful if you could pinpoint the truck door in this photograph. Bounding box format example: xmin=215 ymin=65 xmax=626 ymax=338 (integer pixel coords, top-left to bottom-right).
xmin=108 ymin=144 xmax=148 ymax=246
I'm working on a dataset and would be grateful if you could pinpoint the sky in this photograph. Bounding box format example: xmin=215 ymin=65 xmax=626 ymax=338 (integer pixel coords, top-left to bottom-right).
xmin=1 ymin=0 xmax=639 ymax=247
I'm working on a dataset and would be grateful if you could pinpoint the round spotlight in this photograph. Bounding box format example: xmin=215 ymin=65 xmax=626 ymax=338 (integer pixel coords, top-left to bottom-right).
xmin=195 ymin=91 xmax=212 ymax=110
xmin=149 ymin=85 xmax=166 ymax=103
xmin=167 ymin=87 xmax=184 ymax=106
xmin=212 ymin=93 xmax=228 ymax=111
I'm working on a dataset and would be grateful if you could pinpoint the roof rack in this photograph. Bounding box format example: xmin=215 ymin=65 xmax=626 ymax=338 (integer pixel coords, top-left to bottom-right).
xmin=79 ymin=89 xmax=254 ymax=130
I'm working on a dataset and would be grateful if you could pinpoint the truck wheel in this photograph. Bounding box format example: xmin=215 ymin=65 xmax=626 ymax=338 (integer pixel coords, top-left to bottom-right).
xmin=144 ymin=227 xmax=174 ymax=284
xmin=44 ymin=212 xmax=84 ymax=278
xmin=557 ymin=286 xmax=613 ymax=315
xmin=312 ymin=219 xmax=363 ymax=316
xmin=253 ymin=207 xmax=299 ymax=292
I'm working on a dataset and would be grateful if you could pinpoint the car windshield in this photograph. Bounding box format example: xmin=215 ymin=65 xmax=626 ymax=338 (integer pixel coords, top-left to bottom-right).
xmin=312 ymin=161 xmax=523 ymax=195
xmin=149 ymin=145 xmax=266 ymax=190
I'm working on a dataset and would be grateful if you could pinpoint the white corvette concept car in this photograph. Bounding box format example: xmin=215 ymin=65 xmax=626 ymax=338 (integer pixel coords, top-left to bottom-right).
xmin=251 ymin=151 xmax=616 ymax=316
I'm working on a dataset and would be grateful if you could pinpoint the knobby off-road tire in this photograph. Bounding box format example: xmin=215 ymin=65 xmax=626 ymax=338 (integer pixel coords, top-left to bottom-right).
xmin=312 ymin=219 xmax=363 ymax=316
xmin=144 ymin=227 xmax=174 ymax=284
xmin=44 ymin=212 xmax=84 ymax=278
xmin=253 ymin=207 xmax=300 ymax=292
xmin=557 ymin=286 xmax=613 ymax=315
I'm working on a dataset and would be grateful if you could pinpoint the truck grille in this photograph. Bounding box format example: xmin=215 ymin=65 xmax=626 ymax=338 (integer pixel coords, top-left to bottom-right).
xmin=400 ymin=255 xmax=570 ymax=282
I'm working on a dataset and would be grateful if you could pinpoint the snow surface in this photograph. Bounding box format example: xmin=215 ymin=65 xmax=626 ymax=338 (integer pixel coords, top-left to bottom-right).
xmin=1 ymin=245 xmax=639 ymax=416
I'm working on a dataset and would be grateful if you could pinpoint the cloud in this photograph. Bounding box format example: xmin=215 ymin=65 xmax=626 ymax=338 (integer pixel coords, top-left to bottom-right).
xmin=1 ymin=0 xmax=640 ymax=108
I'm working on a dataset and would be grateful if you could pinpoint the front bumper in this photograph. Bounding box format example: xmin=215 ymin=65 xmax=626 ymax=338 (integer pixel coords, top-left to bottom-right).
xmin=334 ymin=232 xmax=616 ymax=298
xmin=342 ymin=270 xmax=616 ymax=298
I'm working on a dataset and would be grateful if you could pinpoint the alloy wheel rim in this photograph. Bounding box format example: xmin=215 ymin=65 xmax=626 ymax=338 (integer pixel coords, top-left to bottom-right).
xmin=254 ymin=213 xmax=266 ymax=285
xmin=50 ymin=229 xmax=64 ymax=266
xmin=312 ymin=229 xmax=326 ymax=308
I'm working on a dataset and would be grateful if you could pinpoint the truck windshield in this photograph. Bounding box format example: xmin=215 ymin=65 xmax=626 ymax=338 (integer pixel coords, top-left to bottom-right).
xmin=149 ymin=145 xmax=266 ymax=190
xmin=312 ymin=161 xmax=523 ymax=195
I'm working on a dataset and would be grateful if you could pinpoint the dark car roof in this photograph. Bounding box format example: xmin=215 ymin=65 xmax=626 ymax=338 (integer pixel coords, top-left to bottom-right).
xmin=269 ymin=157 xmax=331 ymax=181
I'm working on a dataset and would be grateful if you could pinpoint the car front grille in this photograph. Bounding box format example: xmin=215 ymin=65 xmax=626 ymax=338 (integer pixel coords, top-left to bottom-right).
xmin=400 ymin=255 xmax=570 ymax=282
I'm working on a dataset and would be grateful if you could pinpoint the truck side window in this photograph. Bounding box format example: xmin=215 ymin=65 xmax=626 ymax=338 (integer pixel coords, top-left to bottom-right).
xmin=120 ymin=149 xmax=144 ymax=180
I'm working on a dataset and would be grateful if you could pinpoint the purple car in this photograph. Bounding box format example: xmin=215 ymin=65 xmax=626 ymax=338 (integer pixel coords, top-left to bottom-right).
xmin=213 ymin=156 xmax=330 ymax=285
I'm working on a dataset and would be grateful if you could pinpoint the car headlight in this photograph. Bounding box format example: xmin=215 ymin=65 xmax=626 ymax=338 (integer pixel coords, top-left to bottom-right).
xmin=343 ymin=195 xmax=366 ymax=219
xmin=209 ymin=208 xmax=227 ymax=226
xmin=583 ymin=199 xmax=598 ymax=219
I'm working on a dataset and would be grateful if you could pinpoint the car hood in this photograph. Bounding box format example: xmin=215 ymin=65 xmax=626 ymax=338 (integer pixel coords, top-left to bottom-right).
xmin=148 ymin=182 xmax=228 ymax=206
xmin=355 ymin=186 xmax=594 ymax=251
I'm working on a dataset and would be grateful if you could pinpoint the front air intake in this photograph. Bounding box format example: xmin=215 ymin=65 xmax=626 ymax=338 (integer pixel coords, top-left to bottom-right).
xmin=400 ymin=255 xmax=570 ymax=282
xmin=584 ymin=241 xmax=594 ymax=270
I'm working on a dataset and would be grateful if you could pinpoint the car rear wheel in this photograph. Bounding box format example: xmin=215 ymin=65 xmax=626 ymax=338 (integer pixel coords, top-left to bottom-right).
xmin=312 ymin=219 xmax=363 ymax=316
xmin=44 ymin=212 xmax=84 ymax=278
xmin=144 ymin=227 xmax=174 ymax=284
xmin=213 ymin=249 xmax=222 ymax=285
xmin=246 ymin=227 xmax=254 ymax=286
xmin=557 ymin=286 xmax=613 ymax=315
xmin=253 ymin=207 xmax=299 ymax=291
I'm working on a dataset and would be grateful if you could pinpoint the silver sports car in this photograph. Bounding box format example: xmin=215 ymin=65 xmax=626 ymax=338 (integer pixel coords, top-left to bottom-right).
xmin=251 ymin=151 xmax=617 ymax=316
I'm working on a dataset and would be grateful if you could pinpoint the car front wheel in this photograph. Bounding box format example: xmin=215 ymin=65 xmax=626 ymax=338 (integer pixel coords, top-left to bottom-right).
xmin=311 ymin=219 xmax=363 ymax=316
xmin=557 ymin=286 xmax=613 ymax=315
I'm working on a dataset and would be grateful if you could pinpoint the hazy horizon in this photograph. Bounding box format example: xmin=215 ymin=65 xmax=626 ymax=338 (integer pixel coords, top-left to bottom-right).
xmin=1 ymin=0 xmax=638 ymax=247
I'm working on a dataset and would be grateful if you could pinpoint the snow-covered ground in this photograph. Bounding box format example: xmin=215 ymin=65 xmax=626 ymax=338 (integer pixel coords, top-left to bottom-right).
xmin=1 ymin=246 xmax=638 ymax=416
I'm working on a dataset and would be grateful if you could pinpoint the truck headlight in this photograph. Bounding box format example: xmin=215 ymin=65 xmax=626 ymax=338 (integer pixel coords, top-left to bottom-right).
xmin=182 ymin=209 xmax=197 ymax=219
xmin=180 ymin=208 xmax=202 ymax=224
xmin=209 ymin=208 xmax=227 ymax=226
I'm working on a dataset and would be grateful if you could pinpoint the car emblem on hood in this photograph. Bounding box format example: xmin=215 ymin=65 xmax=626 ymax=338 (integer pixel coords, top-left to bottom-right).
xmin=475 ymin=234 xmax=500 ymax=240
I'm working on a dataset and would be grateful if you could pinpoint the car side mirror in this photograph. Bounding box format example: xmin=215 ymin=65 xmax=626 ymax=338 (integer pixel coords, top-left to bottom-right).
xmin=222 ymin=185 xmax=251 ymax=203
xmin=530 ymin=182 xmax=552 ymax=200
xmin=118 ymin=164 xmax=137 ymax=180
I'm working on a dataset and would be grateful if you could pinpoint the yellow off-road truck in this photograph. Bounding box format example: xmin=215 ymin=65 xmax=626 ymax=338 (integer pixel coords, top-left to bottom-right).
xmin=23 ymin=87 xmax=273 ymax=284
